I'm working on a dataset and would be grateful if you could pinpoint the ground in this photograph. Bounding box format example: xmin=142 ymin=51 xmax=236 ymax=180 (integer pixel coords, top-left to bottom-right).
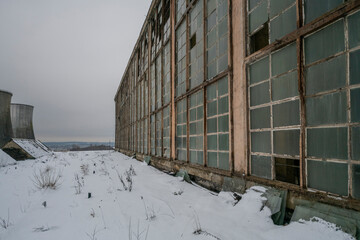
xmin=0 ymin=151 xmax=354 ymax=240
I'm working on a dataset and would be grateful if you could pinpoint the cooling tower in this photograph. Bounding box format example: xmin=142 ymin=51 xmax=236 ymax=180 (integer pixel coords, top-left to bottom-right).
xmin=10 ymin=104 xmax=35 ymax=139
xmin=0 ymin=90 xmax=13 ymax=148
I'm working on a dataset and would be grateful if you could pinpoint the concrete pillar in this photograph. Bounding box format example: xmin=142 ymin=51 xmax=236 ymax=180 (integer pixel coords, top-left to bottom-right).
xmin=0 ymin=90 xmax=13 ymax=147
xmin=10 ymin=104 xmax=35 ymax=139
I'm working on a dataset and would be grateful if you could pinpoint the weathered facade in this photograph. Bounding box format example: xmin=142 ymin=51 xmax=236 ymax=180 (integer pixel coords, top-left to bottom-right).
xmin=10 ymin=104 xmax=35 ymax=140
xmin=0 ymin=90 xmax=13 ymax=148
xmin=115 ymin=0 xmax=360 ymax=210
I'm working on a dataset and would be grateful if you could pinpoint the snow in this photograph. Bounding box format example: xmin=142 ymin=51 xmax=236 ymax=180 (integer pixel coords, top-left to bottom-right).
xmin=12 ymin=139 xmax=51 ymax=158
xmin=0 ymin=151 xmax=354 ymax=240
xmin=0 ymin=149 xmax=16 ymax=167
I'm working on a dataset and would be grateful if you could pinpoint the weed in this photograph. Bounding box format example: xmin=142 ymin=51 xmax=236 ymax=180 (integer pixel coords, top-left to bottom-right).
xmin=32 ymin=166 xmax=62 ymax=190
xmin=0 ymin=209 xmax=11 ymax=229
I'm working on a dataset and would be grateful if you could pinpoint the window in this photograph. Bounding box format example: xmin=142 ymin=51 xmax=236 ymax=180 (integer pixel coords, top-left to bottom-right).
xmin=206 ymin=77 xmax=229 ymax=170
xmin=206 ymin=0 xmax=228 ymax=79
xmin=189 ymin=90 xmax=204 ymax=165
xmin=248 ymin=0 xmax=296 ymax=53
xmin=176 ymin=21 xmax=187 ymax=97
xmin=176 ymin=99 xmax=187 ymax=161
xmin=248 ymin=43 xmax=300 ymax=183
xmin=189 ymin=0 xmax=204 ymax=89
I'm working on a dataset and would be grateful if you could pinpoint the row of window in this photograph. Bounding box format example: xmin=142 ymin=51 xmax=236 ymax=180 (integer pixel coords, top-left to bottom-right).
xmin=248 ymin=10 xmax=360 ymax=199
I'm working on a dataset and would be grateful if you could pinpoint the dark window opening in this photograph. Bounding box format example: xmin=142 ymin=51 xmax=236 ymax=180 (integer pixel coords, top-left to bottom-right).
xmin=275 ymin=158 xmax=300 ymax=185
xmin=250 ymin=23 xmax=269 ymax=54
xmin=190 ymin=34 xmax=197 ymax=49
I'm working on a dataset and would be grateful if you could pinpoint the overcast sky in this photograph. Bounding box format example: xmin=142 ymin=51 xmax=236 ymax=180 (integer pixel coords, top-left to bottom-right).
xmin=0 ymin=0 xmax=151 ymax=142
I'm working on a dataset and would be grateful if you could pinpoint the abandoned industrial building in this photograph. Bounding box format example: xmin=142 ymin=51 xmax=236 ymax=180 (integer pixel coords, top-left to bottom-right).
xmin=115 ymin=0 xmax=360 ymax=213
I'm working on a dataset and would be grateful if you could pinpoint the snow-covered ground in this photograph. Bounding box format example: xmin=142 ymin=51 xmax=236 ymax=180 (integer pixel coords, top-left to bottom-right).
xmin=0 ymin=150 xmax=16 ymax=167
xmin=0 ymin=151 xmax=354 ymax=240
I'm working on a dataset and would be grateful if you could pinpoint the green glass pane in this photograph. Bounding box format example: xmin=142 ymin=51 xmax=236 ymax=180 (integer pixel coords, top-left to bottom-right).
xmin=270 ymin=0 xmax=295 ymax=18
xmin=251 ymin=155 xmax=272 ymax=179
xmin=190 ymin=137 xmax=196 ymax=150
xmin=351 ymin=88 xmax=360 ymax=123
xmin=190 ymin=151 xmax=197 ymax=164
xmin=207 ymin=83 xmax=217 ymax=100
xmin=250 ymin=106 xmax=271 ymax=129
xmin=218 ymin=115 xmax=229 ymax=132
xmin=270 ymin=6 xmax=297 ymax=43
xmin=306 ymin=54 xmax=346 ymax=95
xmin=352 ymin=127 xmax=360 ymax=160
xmin=353 ymin=164 xmax=360 ymax=199
xmin=219 ymin=152 xmax=229 ymax=170
xmin=272 ymin=71 xmax=298 ymax=101
xmin=273 ymin=130 xmax=300 ymax=156
xmin=207 ymin=117 xmax=217 ymax=133
xmin=305 ymin=20 xmax=345 ymax=64
xmin=249 ymin=0 xmax=268 ymax=33
xmin=349 ymin=10 xmax=360 ymax=49
xmin=190 ymin=122 xmax=196 ymax=135
xmin=218 ymin=97 xmax=229 ymax=114
xmin=307 ymin=160 xmax=348 ymax=196
xmin=251 ymin=131 xmax=271 ymax=153
xmin=307 ymin=127 xmax=348 ymax=159
xmin=250 ymin=81 xmax=270 ymax=107
xmin=207 ymin=135 xmax=217 ymax=150
xmin=306 ymin=91 xmax=347 ymax=126
xmin=249 ymin=56 xmax=269 ymax=84
xmin=249 ymin=0 xmax=262 ymax=11
xmin=197 ymin=151 xmax=204 ymax=165
xmin=208 ymin=151 xmax=217 ymax=168
xmin=219 ymin=134 xmax=229 ymax=151
xmin=271 ymin=43 xmax=297 ymax=76
xmin=218 ymin=77 xmax=228 ymax=96
xmin=218 ymin=53 xmax=228 ymax=73
xmin=197 ymin=107 xmax=204 ymax=119
xmin=196 ymin=136 xmax=203 ymax=149
xmin=207 ymin=101 xmax=217 ymax=117
xmin=350 ymin=49 xmax=360 ymax=85
xmin=273 ymin=100 xmax=300 ymax=127
xmin=218 ymin=0 xmax=228 ymax=20
xmin=304 ymin=0 xmax=343 ymax=24
xmin=190 ymin=109 xmax=197 ymax=121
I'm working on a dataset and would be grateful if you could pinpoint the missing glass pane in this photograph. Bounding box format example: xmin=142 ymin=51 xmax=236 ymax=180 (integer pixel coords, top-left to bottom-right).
xmin=250 ymin=23 xmax=269 ymax=53
xmin=190 ymin=34 xmax=197 ymax=49
xmin=275 ymin=158 xmax=300 ymax=185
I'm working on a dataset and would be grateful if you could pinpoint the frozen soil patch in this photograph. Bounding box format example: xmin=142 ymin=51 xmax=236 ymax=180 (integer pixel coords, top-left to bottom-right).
xmin=0 ymin=151 xmax=354 ymax=240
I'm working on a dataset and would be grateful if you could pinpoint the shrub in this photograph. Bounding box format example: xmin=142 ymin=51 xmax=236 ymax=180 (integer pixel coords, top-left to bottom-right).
xmin=32 ymin=166 xmax=62 ymax=190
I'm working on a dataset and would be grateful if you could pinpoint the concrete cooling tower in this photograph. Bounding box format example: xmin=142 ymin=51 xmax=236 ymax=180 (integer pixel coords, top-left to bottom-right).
xmin=10 ymin=104 xmax=35 ymax=139
xmin=0 ymin=90 xmax=13 ymax=148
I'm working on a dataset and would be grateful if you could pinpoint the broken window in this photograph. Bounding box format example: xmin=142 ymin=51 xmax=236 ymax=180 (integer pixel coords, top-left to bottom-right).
xmin=163 ymin=0 xmax=171 ymax=42
xmin=189 ymin=0 xmax=204 ymax=89
xmin=248 ymin=43 xmax=300 ymax=183
xmin=247 ymin=0 xmax=296 ymax=54
xmin=275 ymin=158 xmax=300 ymax=185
